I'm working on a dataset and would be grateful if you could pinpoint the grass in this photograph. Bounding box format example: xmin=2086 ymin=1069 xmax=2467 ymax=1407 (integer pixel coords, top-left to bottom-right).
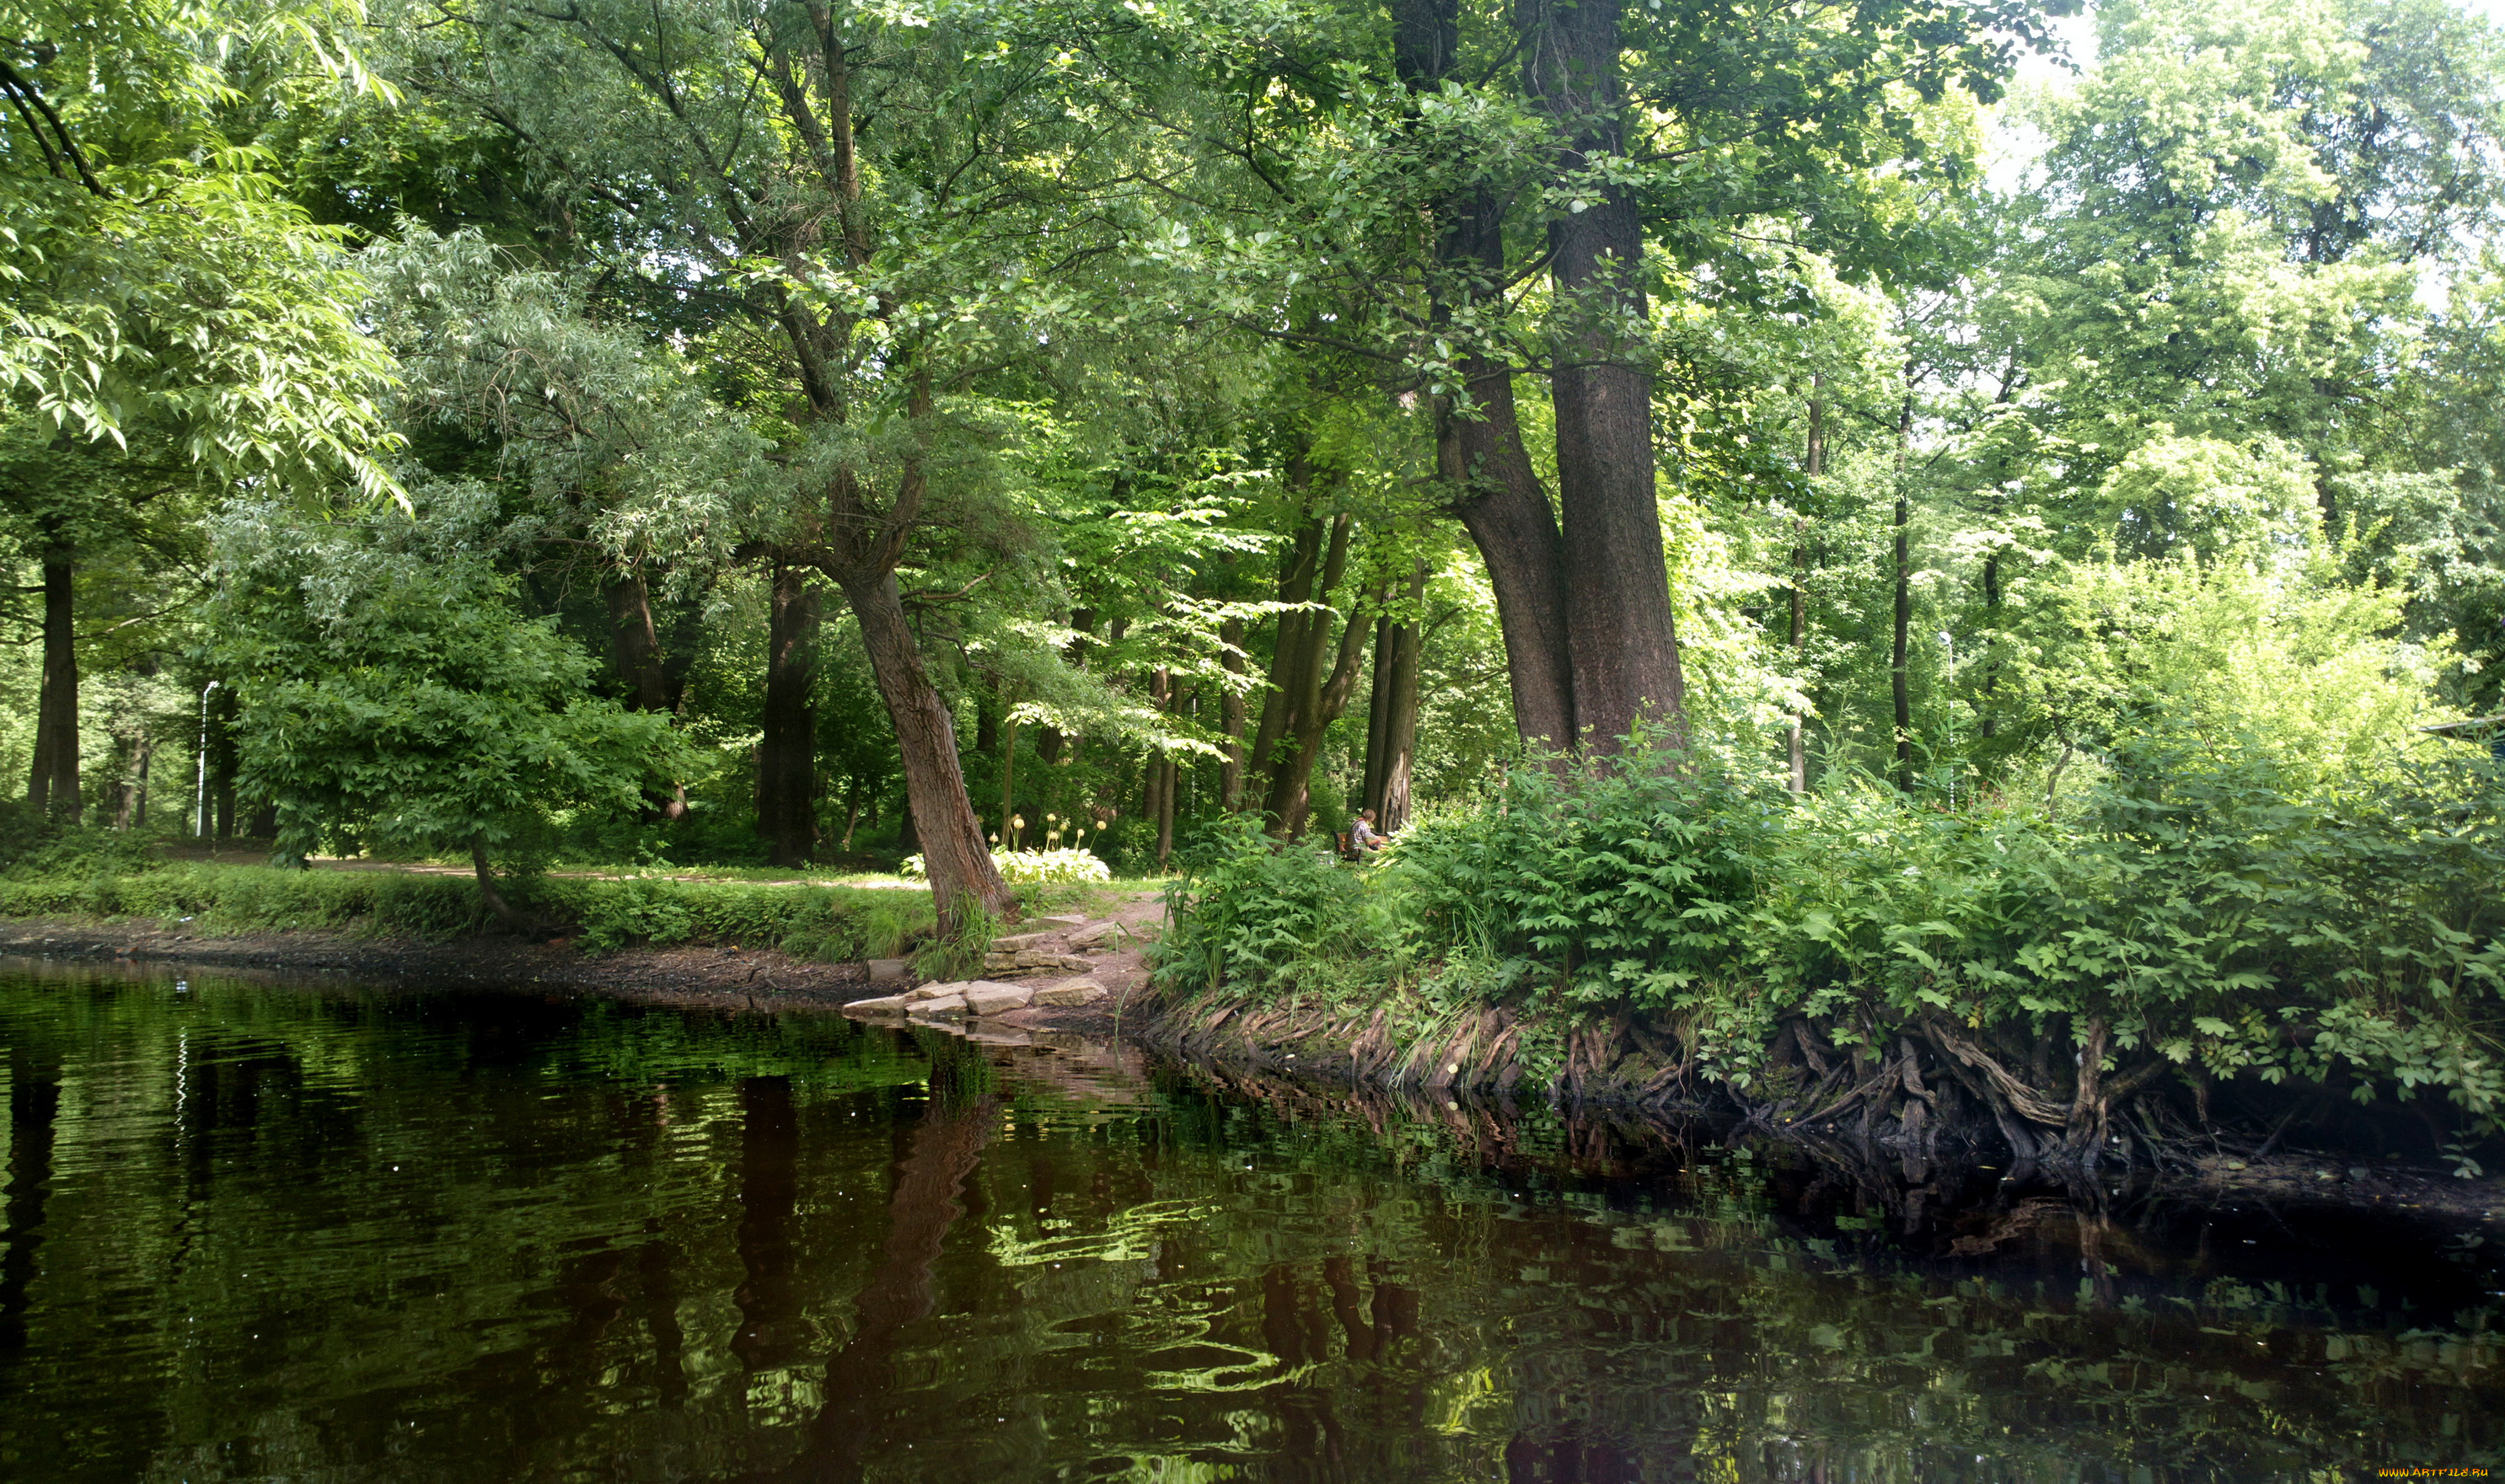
xmin=0 ymin=860 xmax=938 ymax=962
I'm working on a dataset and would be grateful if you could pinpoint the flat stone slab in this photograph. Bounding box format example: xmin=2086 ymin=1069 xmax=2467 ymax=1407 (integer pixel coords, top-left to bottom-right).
xmin=905 ymin=993 xmax=967 ymax=1019
xmin=1066 ymin=922 xmax=1124 ymax=950
xmin=865 ymin=958 xmax=912 ymax=984
xmin=983 ymin=950 xmax=1092 ymax=974
xmin=1034 ymin=914 xmax=1088 ymax=928
xmin=1031 ymin=980 xmax=1108 ymax=1008
xmin=962 ymin=982 xmax=1033 ymax=1016
xmin=990 ymin=931 xmax=1057 ymax=952
xmin=907 ymin=981 xmax=969 ymax=1001
xmin=840 ymin=994 xmax=914 ymax=1015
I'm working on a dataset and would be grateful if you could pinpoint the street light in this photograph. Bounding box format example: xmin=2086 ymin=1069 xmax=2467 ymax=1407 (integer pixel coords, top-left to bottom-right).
xmin=196 ymin=680 xmax=221 ymax=838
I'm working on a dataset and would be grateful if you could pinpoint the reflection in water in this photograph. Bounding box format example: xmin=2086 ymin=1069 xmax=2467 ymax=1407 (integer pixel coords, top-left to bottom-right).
xmin=0 ymin=963 xmax=2497 ymax=1482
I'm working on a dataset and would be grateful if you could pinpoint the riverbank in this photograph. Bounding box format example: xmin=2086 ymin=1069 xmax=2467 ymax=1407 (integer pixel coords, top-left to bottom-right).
xmin=8 ymin=910 xmax=2500 ymax=1229
xmin=1129 ymin=991 xmax=2505 ymax=1229
xmin=0 ymin=887 xmax=1171 ymax=1034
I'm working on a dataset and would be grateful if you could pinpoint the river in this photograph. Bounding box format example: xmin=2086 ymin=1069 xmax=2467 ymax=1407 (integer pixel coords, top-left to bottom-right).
xmin=0 ymin=962 xmax=2497 ymax=1481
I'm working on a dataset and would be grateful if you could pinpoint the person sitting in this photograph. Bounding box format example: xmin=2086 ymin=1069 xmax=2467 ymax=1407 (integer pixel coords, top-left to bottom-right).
xmin=1350 ymin=808 xmax=1388 ymax=854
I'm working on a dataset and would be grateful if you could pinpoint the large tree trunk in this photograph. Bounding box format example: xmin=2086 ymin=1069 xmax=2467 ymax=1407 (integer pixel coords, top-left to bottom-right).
xmin=1523 ymin=0 xmax=1686 ymax=755
xmin=28 ymin=544 xmax=78 ymax=821
xmin=1396 ymin=0 xmax=1574 ymax=750
xmin=1361 ymin=614 xmax=1393 ymax=810
xmin=839 ymin=570 xmax=1016 ymax=933
xmin=758 ymin=564 xmax=821 ymax=867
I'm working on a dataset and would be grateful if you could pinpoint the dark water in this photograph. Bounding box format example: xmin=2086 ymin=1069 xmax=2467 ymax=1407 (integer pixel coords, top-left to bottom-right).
xmin=1 ymin=966 xmax=2498 ymax=1483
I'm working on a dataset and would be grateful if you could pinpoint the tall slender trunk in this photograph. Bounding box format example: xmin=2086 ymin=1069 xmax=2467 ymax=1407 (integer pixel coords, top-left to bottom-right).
xmin=1789 ymin=393 xmax=1822 ymax=795
xmin=998 ymin=714 xmax=1021 ymax=849
xmin=1361 ymin=614 xmax=1394 ymax=810
xmin=1248 ymin=506 xmax=1326 ymax=780
xmin=1219 ymin=615 xmax=1248 ymax=809
xmin=28 ymin=544 xmax=78 ymax=820
xmin=759 ymin=564 xmax=821 ymax=866
xmin=1891 ymin=394 xmax=1915 ymax=794
xmin=1378 ymin=571 xmax=1429 ymax=833
xmin=1362 ymin=563 xmax=1430 ymax=830
xmin=839 ymin=570 xmax=1016 ymax=931
xmin=1524 ymin=0 xmax=1685 ymax=756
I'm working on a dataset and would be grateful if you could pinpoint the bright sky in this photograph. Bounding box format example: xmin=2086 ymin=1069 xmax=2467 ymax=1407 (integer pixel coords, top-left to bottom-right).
xmin=1986 ymin=0 xmax=2505 ymax=195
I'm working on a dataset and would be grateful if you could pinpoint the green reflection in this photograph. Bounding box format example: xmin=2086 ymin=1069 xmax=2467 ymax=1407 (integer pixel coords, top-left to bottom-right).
xmin=0 ymin=966 xmax=2495 ymax=1483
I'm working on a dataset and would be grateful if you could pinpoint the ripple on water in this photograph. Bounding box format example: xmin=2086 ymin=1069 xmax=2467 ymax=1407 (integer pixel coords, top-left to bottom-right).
xmin=0 ymin=965 xmax=2497 ymax=1482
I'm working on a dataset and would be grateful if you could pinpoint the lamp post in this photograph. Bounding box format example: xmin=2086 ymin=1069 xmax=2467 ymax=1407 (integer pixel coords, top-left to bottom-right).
xmin=196 ymin=680 xmax=221 ymax=838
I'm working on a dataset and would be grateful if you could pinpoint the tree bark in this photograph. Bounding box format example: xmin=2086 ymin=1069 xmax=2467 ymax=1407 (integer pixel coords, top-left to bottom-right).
xmin=609 ymin=571 xmax=691 ymax=819
xmin=758 ymin=563 xmax=821 ymax=867
xmin=470 ymin=837 xmax=532 ymax=933
xmin=1524 ymin=0 xmax=1686 ymax=756
xmin=1219 ymin=614 xmax=1248 ymax=810
xmin=1891 ymin=394 xmax=1915 ymax=795
xmin=1248 ymin=506 xmax=1327 ymax=780
xmin=1257 ymin=512 xmax=1363 ymax=837
xmin=1789 ymin=393 xmax=1822 ymax=795
xmin=1361 ymin=614 xmax=1394 ymax=810
xmin=28 ymin=544 xmax=78 ymax=821
xmin=1378 ymin=575 xmax=1428 ymax=833
xmin=839 ymin=569 xmax=1016 ymax=931
xmin=1362 ymin=563 xmax=1429 ymax=830
xmin=1397 ymin=0 xmax=1576 ymax=751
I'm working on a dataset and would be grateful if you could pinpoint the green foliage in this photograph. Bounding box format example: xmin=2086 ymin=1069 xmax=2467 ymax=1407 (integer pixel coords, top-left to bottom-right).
xmin=1151 ymin=815 xmax=1392 ymax=999
xmin=1171 ymin=723 xmax=2505 ymax=1131
xmin=207 ymin=486 xmax=688 ymax=871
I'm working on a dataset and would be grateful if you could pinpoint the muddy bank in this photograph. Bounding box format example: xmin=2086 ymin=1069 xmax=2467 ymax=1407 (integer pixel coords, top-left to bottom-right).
xmin=0 ymin=900 xmax=1168 ymax=1033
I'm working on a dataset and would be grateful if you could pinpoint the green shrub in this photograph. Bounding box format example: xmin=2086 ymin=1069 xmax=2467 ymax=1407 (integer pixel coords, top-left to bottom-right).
xmin=1164 ymin=724 xmax=2505 ymax=1134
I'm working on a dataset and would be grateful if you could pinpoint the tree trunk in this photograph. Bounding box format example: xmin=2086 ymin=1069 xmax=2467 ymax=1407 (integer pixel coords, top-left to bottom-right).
xmin=1219 ymin=615 xmax=1248 ymax=809
xmin=1891 ymin=394 xmax=1915 ymax=795
xmin=1789 ymin=393 xmax=1822 ymax=795
xmin=470 ymin=837 xmax=532 ymax=932
xmin=1258 ymin=512 xmax=1361 ymax=837
xmin=1399 ymin=0 xmax=1577 ymax=752
xmin=1262 ymin=578 xmax=1372 ymax=838
xmin=1361 ymin=614 xmax=1394 ymax=811
xmin=1248 ymin=507 xmax=1327 ymax=780
xmin=609 ymin=571 xmax=675 ymax=712
xmin=1378 ymin=576 xmax=1427 ymax=833
xmin=609 ymin=571 xmax=691 ymax=819
xmin=1362 ymin=563 xmax=1429 ymax=831
xmin=1524 ymin=0 xmax=1685 ymax=756
xmin=839 ymin=569 xmax=1015 ymax=933
xmin=998 ymin=715 xmax=1020 ymax=849
xmin=758 ymin=563 xmax=821 ymax=867
xmin=28 ymin=544 xmax=78 ymax=821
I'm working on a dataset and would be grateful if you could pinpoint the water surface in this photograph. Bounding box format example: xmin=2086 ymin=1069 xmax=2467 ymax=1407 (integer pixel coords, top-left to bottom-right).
xmin=1 ymin=963 xmax=2498 ymax=1481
